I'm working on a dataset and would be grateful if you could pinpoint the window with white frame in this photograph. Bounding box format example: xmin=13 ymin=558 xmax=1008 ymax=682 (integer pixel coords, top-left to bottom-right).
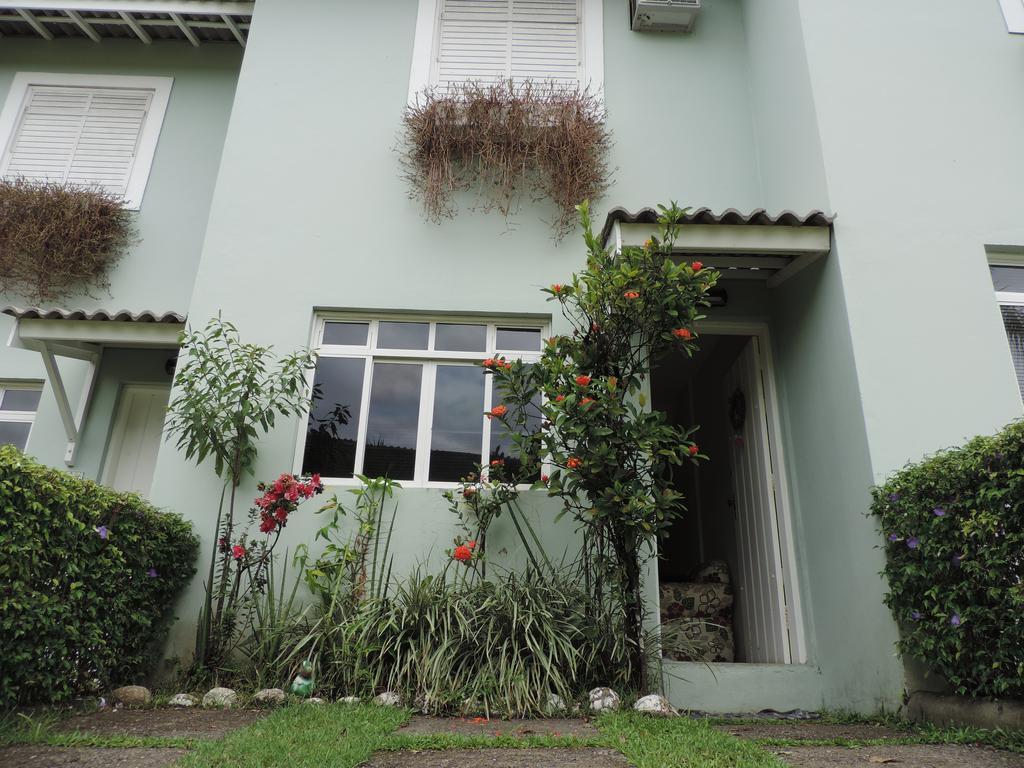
xmin=0 ymin=382 xmax=42 ymax=452
xmin=300 ymin=317 xmax=546 ymax=485
xmin=991 ymin=263 xmax=1024 ymax=394
xmin=0 ymin=73 xmax=173 ymax=209
xmin=999 ymin=0 xmax=1024 ymax=33
xmin=408 ymin=0 xmax=604 ymax=99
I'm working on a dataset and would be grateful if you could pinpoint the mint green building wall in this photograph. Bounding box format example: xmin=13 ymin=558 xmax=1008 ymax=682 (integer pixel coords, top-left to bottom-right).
xmin=151 ymin=0 xmax=784 ymax=673
xmin=6 ymin=0 xmax=1016 ymax=714
xmin=0 ymin=42 xmax=241 ymax=471
xmin=794 ymin=1 xmax=1024 ymax=478
xmin=144 ymin=0 xmax=903 ymax=714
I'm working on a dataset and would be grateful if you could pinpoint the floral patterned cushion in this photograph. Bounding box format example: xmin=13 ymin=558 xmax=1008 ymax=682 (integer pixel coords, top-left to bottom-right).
xmin=659 ymin=559 xmax=734 ymax=663
xmin=692 ymin=559 xmax=731 ymax=585
xmin=659 ymin=580 xmax=733 ymax=620
xmin=661 ymin=618 xmax=735 ymax=663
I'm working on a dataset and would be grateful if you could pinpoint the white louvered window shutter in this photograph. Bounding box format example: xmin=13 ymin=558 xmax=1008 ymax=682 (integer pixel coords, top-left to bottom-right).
xmin=1 ymin=85 xmax=153 ymax=198
xmin=434 ymin=0 xmax=582 ymax=89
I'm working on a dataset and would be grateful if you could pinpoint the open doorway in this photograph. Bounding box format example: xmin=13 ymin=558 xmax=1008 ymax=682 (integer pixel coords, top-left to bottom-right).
xmin=651 ymin=328 xmax=801 ymax=665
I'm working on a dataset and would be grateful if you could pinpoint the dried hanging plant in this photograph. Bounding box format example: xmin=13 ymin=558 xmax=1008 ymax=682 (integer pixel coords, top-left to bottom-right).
xmin=400 ymin=80 xmax=612 ymax=237
xmin=0 ymin=178 xmax=133 ymax=303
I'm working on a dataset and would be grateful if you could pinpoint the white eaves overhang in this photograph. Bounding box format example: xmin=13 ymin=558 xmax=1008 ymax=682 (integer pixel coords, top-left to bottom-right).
xmin=3 ymin=306 xmax=184 ymax=465
xmin=0 ymin=1 xmax=253 ymax=46
xmin=600 ymin=207 xmax=834 ymax=288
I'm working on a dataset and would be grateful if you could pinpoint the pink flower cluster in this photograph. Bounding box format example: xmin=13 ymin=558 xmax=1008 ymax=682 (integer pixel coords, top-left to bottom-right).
xmin=254 ymin=472 xmax=323 ymax=534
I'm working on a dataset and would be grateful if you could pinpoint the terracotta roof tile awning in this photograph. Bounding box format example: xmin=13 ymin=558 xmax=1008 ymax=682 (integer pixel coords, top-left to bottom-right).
xmin=2 ymin=305 xmax=186 ymax=466
xmin=2 ymin=306 xmax=186 ymax=324
xmin=599 ymin=206 xmax=835 ymax=288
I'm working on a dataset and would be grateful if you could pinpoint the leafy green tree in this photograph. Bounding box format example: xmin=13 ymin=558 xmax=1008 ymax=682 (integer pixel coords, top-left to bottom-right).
xmin=165 ymin=316 xmax=317 ymax=674
xmin=488 ymin=201 xmax=718 ymax=691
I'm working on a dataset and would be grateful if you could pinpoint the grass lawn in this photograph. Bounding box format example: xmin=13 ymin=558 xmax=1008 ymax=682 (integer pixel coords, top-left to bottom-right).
xmin=4 ymin=704 xmax=1023 ymax=767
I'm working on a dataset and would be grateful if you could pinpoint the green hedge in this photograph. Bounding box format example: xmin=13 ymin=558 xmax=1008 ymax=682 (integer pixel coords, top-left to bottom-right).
xmin=871 ymin=421 xmax=1024 ymax=698
xmin=0 ymin=445 xmax=199 ymax=706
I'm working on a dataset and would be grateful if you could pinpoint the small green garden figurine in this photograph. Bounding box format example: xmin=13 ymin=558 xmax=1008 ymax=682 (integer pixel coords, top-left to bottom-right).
xmin=289 ymin=660 xmax=315 ymax=698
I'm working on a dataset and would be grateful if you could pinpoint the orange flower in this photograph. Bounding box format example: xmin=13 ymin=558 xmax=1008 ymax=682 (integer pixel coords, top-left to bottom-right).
xmin=541 ymin=474 xmax=549 ymax=483
xmin=551 ymin=284 xmax=563 ymax=294
xmin=555 ymin=394 xmax=566 ymax=402
xmin=580 ymin=397 xmax=595 ymax=407
xmin=575 ymin=375 xmax=591 ymax=386
xmin=691 ymin=261 xmax=704 ymax=271
xmin=453 ymin=545 xmax=472 ymax=562
xmin=567 ymin=457 xmax=582 ymax=469
xmin=672 ymin=328 xmax=692 ymax=340
xmin=462 ymin=486 xmax=476 ymax=499
xmin=500 ymin=361 xmax=512 ymax=371
xmin=488 ymin=404 xmax=508 ymax=420
xmin=467 ymin=540 xmax=477 ymax=550
xmin=689 ymin=444 xmax=699 ymax=456
xmin=623 ymin=291 xmax=640 ymax=300
xmin=482 ymin=358 xmax=496 ymax=368
xmin=490 ymin=458 xmax=504 ymax=467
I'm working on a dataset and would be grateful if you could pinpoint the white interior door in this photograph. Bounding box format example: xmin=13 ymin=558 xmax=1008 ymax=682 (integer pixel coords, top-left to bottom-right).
xmin=724 ymin=337 xmax=792 ymax=664
xmin=102 ymin=384 xmax=170 ymax=497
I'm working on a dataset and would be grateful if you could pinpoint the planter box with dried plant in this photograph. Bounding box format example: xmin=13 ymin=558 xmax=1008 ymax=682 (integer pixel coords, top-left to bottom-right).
xmin=400 ymin=80 xmax=611 ymax=237
xmin=0 ymin=178 xmax=133 ymax=303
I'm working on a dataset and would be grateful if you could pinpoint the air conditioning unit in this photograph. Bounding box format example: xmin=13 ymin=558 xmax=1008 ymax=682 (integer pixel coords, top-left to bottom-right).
xmin=630 ymin=0 xmax=701 ymax=33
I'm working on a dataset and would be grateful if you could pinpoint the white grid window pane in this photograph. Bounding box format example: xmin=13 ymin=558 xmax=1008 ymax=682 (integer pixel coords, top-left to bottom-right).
xmin=1000 ymin=304 xmax=1024 ymax=396
xmin=0 ymin=422 xmax=31 ymax=451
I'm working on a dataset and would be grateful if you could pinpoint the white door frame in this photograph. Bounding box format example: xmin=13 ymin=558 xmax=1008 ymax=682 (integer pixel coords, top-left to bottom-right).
xmin=688 ymin=319 xmax=808 ymax=664
xmin=101 ymin=383 xmax=171 ymax=492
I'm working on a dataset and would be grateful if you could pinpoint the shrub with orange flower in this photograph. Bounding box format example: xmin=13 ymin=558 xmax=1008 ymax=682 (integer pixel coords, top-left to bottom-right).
xmin=478 ymin=200 xmax=716 ymax=693
xmin=488 ymin=404 xmax=508 ymax=420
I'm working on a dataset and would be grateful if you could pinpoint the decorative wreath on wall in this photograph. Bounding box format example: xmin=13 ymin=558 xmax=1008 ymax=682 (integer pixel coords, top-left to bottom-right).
xmin=728 ymin=388 xmax=746 ymax=435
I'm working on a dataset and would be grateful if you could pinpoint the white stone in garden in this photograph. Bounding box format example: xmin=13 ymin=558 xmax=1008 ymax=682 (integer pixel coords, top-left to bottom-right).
xmin=547 ymin=693 xmax=567 ymax=712
xmin=168 ymin=693 xmax=197 ymax=708
xmin=339 ymin=696 xmax=360 ymax=704
xmin=202 ymin=687 xmax=238 ymax=708
xmin=374 ymin=691 xmax=402 ymax=707
xmin=633 ymin=694 xmax=677 ymax=717
xmin=589 ymin=687 xmax=620 ymax=712
xmin=110 ymin=686 xmax=151 ymax=706
xmin=253 ymin=688 xmax=286 ymax=705
xmin=305 ymin=697 xmax=326 ymax=704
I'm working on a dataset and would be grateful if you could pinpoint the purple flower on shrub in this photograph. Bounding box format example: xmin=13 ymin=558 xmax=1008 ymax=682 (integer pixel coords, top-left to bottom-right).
xmin=95 ymin=525 xmax=109 ymax=540
xmin=911 ymin=610 xmax=922 ymax=621
xmin=907 ymin=536 xmax=919 ymax=549
xmin=146 ymin=567 xmax=158 ymax=578
xmin=888 ymin=492 xmax=900 ymax=502
xmin=950 ymin=613 xmax=961 ymax=627
xmin=932 ymin=507 xmax=946 ymax=517
xmin=887 ymin=533 xmax=899 ymax=542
